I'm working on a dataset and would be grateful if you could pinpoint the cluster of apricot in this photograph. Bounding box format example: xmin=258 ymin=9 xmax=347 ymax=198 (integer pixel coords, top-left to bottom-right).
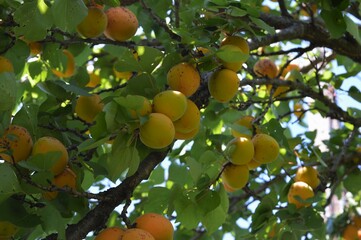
xmin=221 ymin=116 xmax=280 ymax=192
xmin=94 ymin=213 xmax=173 ymax=240
xmin=287 ymin=166 xmax=320 ymax=208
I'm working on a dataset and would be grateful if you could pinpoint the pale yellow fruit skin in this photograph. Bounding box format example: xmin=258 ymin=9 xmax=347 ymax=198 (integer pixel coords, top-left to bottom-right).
xmin=0 ymin=56 xmax=14 ymax=73
xmin=226 ymin=137 xmax=254 ymax=165
xmin=77 ymin=7 xmax=108 ymax=38
xmin=287 ymin=181 xmax=314 ymax=208
xmin=167 ymin=62 xmax=200 ymax=97
xmin=231 ymin=115 xmax=257 ymax=139
xmin=247 ymin=158 xmax=262 ymax=170
xmin=104 ymin=7 xmax=138 ymax=41
xmin=43 ymin=167 xmax=77 ymax=200
xmin=153 ymin=90 xmax=187 ymax=121
xmin=218 ymin=45 xmax=244 ymax=72
xmin=140 ymin=113 xmax=175 ymax=149
xmin=173 ymin=99 xmax=200 ymax=134
xmin=0 ymin=125 xmax=33 ymax=163
xmin=252 ymin=133 xmax=279 ymax=164
xmin=75 ymin=94 xmax=104 ymax=123
xmin=221 ymin=36 xmax=249 ymax=56
xmin=94 ymin=227 xmax=125 ymax=240
xmin=221 ymin=164 xmax=249 ymax=190
xmin=208 ymin=69 xmax=240 ymax=103
xmin=294 ymin=166 xmax=320 ymax=189
xmin=253 ymin=58 xmax=278 ymax=78
xmin=174 ymin=124 xmax=200 ymax=140
xmin=31 ymin=136 xmax=69 ymax=176
xmin=122 ymin=229 xmax=155 ymax=240
xmin=0 ymin=221 xmax=18 ymax=239
xmin=135 ymin=213 xmax=174 ymax=240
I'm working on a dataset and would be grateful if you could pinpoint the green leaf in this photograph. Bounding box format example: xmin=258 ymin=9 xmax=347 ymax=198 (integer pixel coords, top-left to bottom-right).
xmin=126 ymin=73 xmax=159 ymax=99
xmin=51 ymin=0 xmax=88 ymax=32
xmin=18 ymin=152 xmax=61 ymax=172
xmin=0 ymin=72 xmax=17 ymax=111
xmin=196 ymin=189 xmax=221 ymax=215
xmin=216 ymin=46 xmax=249 ymax=63
xmin=348 ymin=86 xmax=361 ymax=102
xmin=77 ymin=137 xmax=109 ymax=152
xmin=103 ymin=0 xmax=120 ymax=7
xmin=144 ymin=187 xmax=171 ymax=213
xmin=227 ymin=6 xmax=248 ymax=17
xmin=137 ymin=46 xmax=164 ymax=73
xmin=320 ymin=10 xmax=346 ymax=38
xmin=38 ymin=204 xmax=69 ymax=239
xmin=249 ymin=16 xmax=275 ymax=35
xmin=345 ymin=15 xmax=361 ymax=44
xmin=0 ymin=164 xmax=22 ymax=203
xmin=251 ymin=196 xmax=276 ymax=233
xmin=173 ymin=191 xmax=201 ymax=229
xmin=344 ymin=171 xmax=361 ymax=194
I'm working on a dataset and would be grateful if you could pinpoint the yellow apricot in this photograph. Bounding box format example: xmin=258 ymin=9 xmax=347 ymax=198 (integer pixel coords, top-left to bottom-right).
xmin=300 ymin=3 xmax=318 ymax=17
xmin=287 ymin=181 xmax=314 ymax=208
xmin=208 ymin=69 xmax=240 ymax=103
xmin=95 ymin=226 xmax=126 ymax=240
xmin=43 ymin=167 xmax=77 ymax=200
xmin=226 ymin=137 xmax=254 ymax=165
xmin=113 ymin=67 xmax=133 ymax=80
xmin=122 ymin=228 xmax=155 ymax=240
xmin=294 ymin=166 xmax=320 ymax=189
xmin=247 ymin=158 xmax=262 ymax=170
xmin=353 ymin=215 xmax=361 ymax=229
xmin=222 ymin=182 xmax=237 ymax=193
xmin=261 ymin=5 xmax=271 ymax=13
xmin=128 ymin=96 xmax=152 ymax=119
xmin=281 ymin=64 xmax=300 ymax=77
xmin=167 ymin=62 xmax=200 ymax=97
xmin=252 ymin=133 xmax=279 ymax=164
xmin=153 ymin=90 xmax=187 ymax=121
xmin=139 ymin=113 xmax=175 ymax=149
xmin=174 ymin=123 xmax=200 ymax=140
xmin=173 ymin=99 xmax=200 ymax=134
xmin=104 ymin=7 xmax=138 ymax=41
xmin=0 ymin=125 xmax=33 ymax=163
xmin=75 ymin=94 xmax=104 ymax=123
xmin=0 ymin=56 xmax=14 ymax=73
xmin=135 ymin=213 xmax=174 ymax=240
xmin=77 ymin=7 xmax=107 ymax=38
xmin=293 ymin=102 xmax=304 ymax=119
xmin=51 ymin=50 xmax=75 ymax=78
xmin=253 ymin=58 xmax=278 ymax=78
xmin=221 ymin=163 xmax=249 ymax=190
xmin=231 ymin=115 xmax=258 ymax=139
xmin=0 ymin=221 xmax=18 ymax=239
xmin=86 ymin=72 xmax=101 ymax=88
xmin=31 ymin=136 xmax=68 ymax=175
xmin=217 ymin=45 xmax=244 ymax=72
xmin=220 ymin=35 xmax=249 ymax=56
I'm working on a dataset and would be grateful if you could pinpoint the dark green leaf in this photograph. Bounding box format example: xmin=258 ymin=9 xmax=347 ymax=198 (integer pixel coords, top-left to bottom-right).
xmin=51 ymin=0 xmax=88 ymax=32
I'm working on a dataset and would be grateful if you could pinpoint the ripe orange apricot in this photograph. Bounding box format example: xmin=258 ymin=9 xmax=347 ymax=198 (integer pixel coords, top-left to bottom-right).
xmin=86 ymin=72 xmax=101 ymax=88
xmin=217 ymin=45 xmax=244 ymax=72
xmin=0 ymin=125 xmax=33 ymax=163
xmin=139 ymin=113 xmax=175 ymax=149
xmin=128 ymin=96 xmax=152 ymax=119
xmin=153 ymin=90 xmax=187 ymax=121
xmin=0 ymin=221 xmax=18 ymax=239
xmin=104 ymin=7 xmax=138 ymax=41
xmin=167 ymin=62 xmax=200 ymax=97
xmin=135 ymin=213 xmax=174 ymax=240
xmin=342 ymin=224 xmax=359 ymax=240
xmin=287 ymin=181 xmax=314 ymax=208
xmin=208 ymin=68 xmax=240 ymax=103
xmin=75 ymin=94 xmax=104 ymax=123
xmin=0 ymin=56 xmax=14 ymax=73
xmin=295 ymin=166 xmax=320 ymax=189
xmin=226 ymin=137 xmax=254 ymax=165
xmin=122 ymin=228 xmax=155 ymax=240
xmin=173 ymin=99 xmax=200 ymax=134
xmin=52 ymin=50 xmax=75 ymax=78
xmin=32 ymin=136 xmax=68 ymax=175
xmin=94 ymin=226 xmax=125 ymax=240
xmin=77 ymin=7 xmax=107 ymax=38
xmin=253 ymin=58 xmax=278 ymax=78
xmin=174 ymin=123 xmax=200 ymax=140
xmin=221 ymin=163 xmax=249 ymax=190
xmin=231 ymin=115 xmax=258 ymax=139
xmin=223 ymin=182 xmax=237 ymax=193
xmin=281 ymin=64 xmax=300 ymax=77
xmin=252 ymin=133 xmax=279 ymax=164
xmin=352 ymin=215 xmax=361 ymax=228
xmin=220 ymin=35 xmax=249 ymax=56
xmin=43 ymin=167 xmax=77 ymax=200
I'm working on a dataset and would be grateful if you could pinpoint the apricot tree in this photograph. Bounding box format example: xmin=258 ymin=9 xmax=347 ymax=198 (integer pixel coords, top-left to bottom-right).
xmin=0 ymin=0 xmax=360 ymax=239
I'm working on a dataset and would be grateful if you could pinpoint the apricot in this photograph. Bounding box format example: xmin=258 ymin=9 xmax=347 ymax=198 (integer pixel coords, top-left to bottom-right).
xmin=28 ymin=41 xmax=42 ymax=56
xmin=261 ymin=5 xmax=271 ymax=13
xmin=173 ymin=99 xmax=200 ymax=134
xmin=293 ymin=102 xmax=304 ymax=119
xmin=77 ymin=7 xmax=107 ymax=38
xmin=226 ymin=137 xmax=254 ymax=165
xmin=252 ymin=133 xmax=279 ymax=164
xmin=0 ymin=56 xmax=14 ymax=73
xmin=223 ymin=182 xmax=237 ymax=193
xmin=32 ymin=136 xmax=68 ymax=175
xmin=122 ymin=228 xmax=155 ymax=240
xmin=294 ymin=166 xmax=320 ymax=189
xmin=94 ymin=226 xmax=125 ymax=240
xmin=86 ymin=72 xmax=101 ymax=88
xmin=217 ymin=45 xmax=244 ymax=72
xmin=43 ymin=167 xmax=77 ymax=200
xmin=231 ymin=115 xmax=258 ymax=139
xmin=0 ymin=221 xmax=18 ymax=239
xmin=281 ymin=64 xmax=300 ymax=77
xmin=139 ymin=113 xmax=175 ymax=149
xmin=247 ymin=158 xmax=262 ymax=170
xmin=113 ymin=67 xmax=133 ymax=80
xmin=253 ymin=58 xmax=278 ymax=78
xmin=220 ymin=35 xmax=249 ymax=56
xmin=104 ymin=7 xmax=138 ymax=41
xmin=52 ymin=49 xmax=75 ymax=78
xmin=174 ymin=123 xmax=200 ymax=140
xmin=128 ymin=96 xmax=152 ymax=119
xmin=300 ymin=3 xmax=318 ymax=17
xmin=167 ymin=62 xmax=200 ymax=97
xmin=75 ymin=94 xmax=104 ymax=123
xmin=135 ymin=213 xmax=174 ymax=240
xmin=208 ymin=68 xmax=240 ymax=103
xmin=221 ymin=163 xmax=249 ymax=190
xmin=153 ymin=90 xmax=187 ymax=121
xmin=287 ymin=181 xmax=314 ymax=208
xmin=0 ymin=125 xmax=33 ymax=163
xmin=353 ymin=215 xmax=361 ymax=228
